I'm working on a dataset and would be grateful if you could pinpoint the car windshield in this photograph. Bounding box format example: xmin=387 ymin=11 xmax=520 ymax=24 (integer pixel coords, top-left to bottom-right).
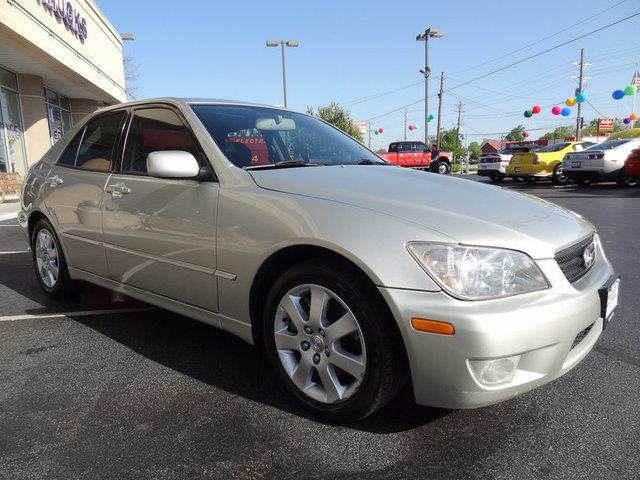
xmin=534 ymin=142 xmax=571 ymax=153
xmin=500 ymin=147 xmax=530 ymax=154
xmin=191 ymin=104 xmax=386 ymax=168
xmin=589 ymin=139 xmax=631 ymax=150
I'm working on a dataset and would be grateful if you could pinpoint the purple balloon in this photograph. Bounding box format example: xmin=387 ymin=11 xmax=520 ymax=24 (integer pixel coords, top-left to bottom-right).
xmin=623 ymin=117 xmax=631 ymax=124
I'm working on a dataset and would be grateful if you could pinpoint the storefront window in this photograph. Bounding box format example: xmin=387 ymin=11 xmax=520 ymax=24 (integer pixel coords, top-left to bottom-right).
xmin=0 ymin=66 xmax=28 ymax=179
xmin=44 ymin=87 xmax=72 ymax=145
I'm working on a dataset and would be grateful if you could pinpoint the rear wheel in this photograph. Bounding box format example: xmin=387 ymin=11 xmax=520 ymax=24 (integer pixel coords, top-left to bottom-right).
xmin=617 ymin=171 xmax=640 ymax=188
xmin=434 ymin=160 xmax=450 ymax=175
xmin=31 ymin=218 xmax=76 ymax=298
xmin=552 ymin=164 xmax=569 ymax=185
xmin=262 ymin=260 xmax=407 ymax=421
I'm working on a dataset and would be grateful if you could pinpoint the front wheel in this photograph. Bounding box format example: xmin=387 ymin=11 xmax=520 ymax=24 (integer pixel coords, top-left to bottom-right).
xmin=552 ymin=164 xmax=570 ymax=185
xmin=434 ymin=160 xmax=450 ymax=175
xmin=31 ymin=218 xmax=76 ymax=298
xmin=617 ymin=171 xmax=640 ymax=188
xmin=262 ymin=260 xmax=407 ymax=421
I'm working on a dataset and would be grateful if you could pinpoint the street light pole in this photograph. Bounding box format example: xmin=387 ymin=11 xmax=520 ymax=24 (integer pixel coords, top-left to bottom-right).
xmin=267 ymin=39 xmax=299 ymax=108
xmin=416 ymin=27 xmax=443 ymax=146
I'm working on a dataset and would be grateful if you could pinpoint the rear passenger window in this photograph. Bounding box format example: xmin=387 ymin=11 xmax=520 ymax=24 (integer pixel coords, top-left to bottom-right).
xmin=75 ymin=112 xmax=126 ymax=172
xmin=57 ymin=130 xmax=83 ymax=166
xmin=121 ymin=108 xmax=201 ymax=174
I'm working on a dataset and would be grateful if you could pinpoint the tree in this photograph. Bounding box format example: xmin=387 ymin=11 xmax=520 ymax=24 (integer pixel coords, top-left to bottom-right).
xmin=439 ymin=128 xmax=465 ymax=159
xmin=306 ymin=102 xmax=364 ymax=143
xmin=123 ymin=54 xmax=140 ymax=101
xmin=505 ymin=125 xmax=526 ymax=141
xmin=541 ymin=126 xmax=573 ymax=140
xmin=468 ymin=141 xmax=482 ymax=162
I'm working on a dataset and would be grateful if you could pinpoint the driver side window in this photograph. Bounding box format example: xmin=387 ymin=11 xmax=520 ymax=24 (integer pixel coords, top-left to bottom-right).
xmin=121 ymin=108 xmax=201 ymax=174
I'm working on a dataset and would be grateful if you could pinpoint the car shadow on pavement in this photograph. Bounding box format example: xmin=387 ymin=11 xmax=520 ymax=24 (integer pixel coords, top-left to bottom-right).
xmin=72 ymin=308 xmax=450 ymax=433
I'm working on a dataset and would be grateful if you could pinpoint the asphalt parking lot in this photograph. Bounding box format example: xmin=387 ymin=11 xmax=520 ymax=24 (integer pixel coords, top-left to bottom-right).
xmin=1 ymin=177 xmax=639 ymax=480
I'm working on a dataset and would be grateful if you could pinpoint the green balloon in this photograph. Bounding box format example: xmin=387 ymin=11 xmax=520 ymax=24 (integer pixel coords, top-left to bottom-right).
xmin=624 ymin=85 xmax=636 ymax=96
xmin=524 ymin=110 xmax=533 ymax=118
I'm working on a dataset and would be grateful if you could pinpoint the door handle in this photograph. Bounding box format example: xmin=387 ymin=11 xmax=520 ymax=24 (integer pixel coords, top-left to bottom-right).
xmin=106 ymin=183 xmax=131 ymax=196
xmin=47 ymin=176 xmax=63 ymax=187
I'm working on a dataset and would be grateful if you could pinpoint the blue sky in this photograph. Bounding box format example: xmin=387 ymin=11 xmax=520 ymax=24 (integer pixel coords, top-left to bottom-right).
xmin=97 ymin=0 xmax=640 ymax=149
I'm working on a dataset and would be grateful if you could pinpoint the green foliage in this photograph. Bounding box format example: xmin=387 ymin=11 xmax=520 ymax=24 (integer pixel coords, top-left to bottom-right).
xmin=439 ymin=128 xmax=465 ymax=159
xmin=505 ymin=125 xmax=526 ymax=141
xmin=540 ymin=126 xmax=574 ymax=140
xmin=306 ymin=102 xmax=364 ymax=143
xmin=468 ymin=141 xmax=482 ymax=162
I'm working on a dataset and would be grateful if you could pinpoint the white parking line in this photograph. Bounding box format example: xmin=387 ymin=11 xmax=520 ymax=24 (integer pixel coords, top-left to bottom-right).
xmin=0 ymin=251 xmax=29 ymax=255
xmin=0 ymin=307 xmax=153 ymax=322
xmin=0 ymin=224 xmax=20 ymax=227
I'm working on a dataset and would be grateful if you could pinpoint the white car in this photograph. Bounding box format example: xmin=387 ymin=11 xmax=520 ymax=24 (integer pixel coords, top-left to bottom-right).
xmin=563 ymin=138 xmax=640 ymax=187
xmin=477 ymin=147 xmax=532 ymax=183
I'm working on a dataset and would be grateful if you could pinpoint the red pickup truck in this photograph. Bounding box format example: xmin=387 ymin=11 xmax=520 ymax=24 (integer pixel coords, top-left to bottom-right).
xmin=377 ymin=141 xmax=452 ymax=174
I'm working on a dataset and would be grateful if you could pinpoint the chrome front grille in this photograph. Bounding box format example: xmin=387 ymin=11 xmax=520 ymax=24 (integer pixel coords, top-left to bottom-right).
xmin=555 ymin=235 xmax=595 ymax=283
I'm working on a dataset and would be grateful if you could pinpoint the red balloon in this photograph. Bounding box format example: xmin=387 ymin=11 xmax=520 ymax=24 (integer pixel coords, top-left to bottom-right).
xmin=408 ymin=125 xmax=414 ymax=130
xmin=532 ymin=105 xmax=542 ymax=114
xmin=522 ymin=131 xmax=529 ymax=138
xmin=551 ymin=106 xmax=561 ymax=115
xmin=378 ymin=128 xmax=384 ymax=133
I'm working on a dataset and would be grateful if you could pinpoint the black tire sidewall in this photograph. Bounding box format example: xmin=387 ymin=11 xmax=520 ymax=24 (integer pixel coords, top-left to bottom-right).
xmin=261 ymin=260 xmax=404 ymax=421
xmin=552 ymin=164 xmax=568 ymax=185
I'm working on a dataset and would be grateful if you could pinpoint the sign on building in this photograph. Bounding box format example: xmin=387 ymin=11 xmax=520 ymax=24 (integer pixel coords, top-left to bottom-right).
xmin=354 ymin=121 xmax=369 ymax=135
xmin=598 ymin=118 xmax=614 ymax=133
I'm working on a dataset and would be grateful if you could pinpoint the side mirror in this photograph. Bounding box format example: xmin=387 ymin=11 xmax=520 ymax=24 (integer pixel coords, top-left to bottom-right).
xmin=147 ymin=150 xmax=200 ymax=179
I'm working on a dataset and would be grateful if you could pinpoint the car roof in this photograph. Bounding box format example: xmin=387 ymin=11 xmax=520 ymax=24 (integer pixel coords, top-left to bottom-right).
xmin=96 ymin=97 xmax=286 ymax=114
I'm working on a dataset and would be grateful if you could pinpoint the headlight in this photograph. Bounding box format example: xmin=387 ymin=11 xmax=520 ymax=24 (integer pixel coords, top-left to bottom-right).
xmin=407 ymin=243 xmax=549 ymax=300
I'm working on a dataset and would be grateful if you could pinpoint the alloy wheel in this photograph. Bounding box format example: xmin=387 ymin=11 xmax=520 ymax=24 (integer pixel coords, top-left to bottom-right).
xmin=273 ymin=284 xmax=366 ymax=404
xmin=437 ymin=162 xmax=448 ymax=174
xmin=555 ymin=166 xmax=568 ymax=184
xmin=35 ymin=229 xmax=59 ymax=288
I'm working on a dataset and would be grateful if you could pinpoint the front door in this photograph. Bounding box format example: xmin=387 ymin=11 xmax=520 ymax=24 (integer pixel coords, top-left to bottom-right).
xmin=102 ymin=107 xmax=219 ymax=312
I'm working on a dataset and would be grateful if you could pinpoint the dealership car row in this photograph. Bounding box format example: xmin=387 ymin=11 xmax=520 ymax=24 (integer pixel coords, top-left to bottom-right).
xmin=478 ymin=133 xmax=640 ymax=188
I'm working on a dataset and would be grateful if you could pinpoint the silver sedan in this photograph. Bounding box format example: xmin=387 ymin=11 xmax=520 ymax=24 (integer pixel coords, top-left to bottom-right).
xmin=19 ymin=99 xmax=619 ymax=421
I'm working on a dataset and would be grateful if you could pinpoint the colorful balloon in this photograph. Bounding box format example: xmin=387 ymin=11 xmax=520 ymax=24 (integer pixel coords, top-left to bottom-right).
xmin=374 ymin=129 xmax=379 ymax=135
xmin=378 ymin=128 xmax=384 ymax=133
xmin=630 ymin=113 xmax=638 ymax=121
xmin=414 ymin=124 xmax=420 ymax=129
xmin=551 ymin=105 xmax=561 ymax=115
xmin=565 ymin=97 xmax=577 ymax=107
xmin=408 ymin=124 xmax=414 ymax=130
xmin=532 ymin=105 xmax=541 ymax=114
xmin=576 ymin=92 xmax=587 ymax=103
xmin=612 ymin=90 xmax=625 ymax=100
xmin=624 ymin=85 xmax=636 ymax=96
xmin=427 ymin=114 xmax=434 ymax=122
xmin=623 ymin=117 xmax=631 ymax=124
xmin=524 ymin=110 xmax=533 ymax=118
xmin=561 ymin=107 xmax=571 ymax=117
xmin=522 ymin=131 xmax=529 ymax=138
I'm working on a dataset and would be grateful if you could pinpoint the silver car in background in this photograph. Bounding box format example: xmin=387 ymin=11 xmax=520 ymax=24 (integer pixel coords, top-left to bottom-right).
xmin=20 ymin=99 xmax=619 ymax=421
xmin=563 ymin=137 xmax=640 ymax=187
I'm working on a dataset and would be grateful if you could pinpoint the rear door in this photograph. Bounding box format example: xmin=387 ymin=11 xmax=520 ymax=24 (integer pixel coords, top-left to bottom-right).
xmin=43 ymin=110 xmax=126 ymax=277
xmin=102 ymin=105 xmax=219 ymax=311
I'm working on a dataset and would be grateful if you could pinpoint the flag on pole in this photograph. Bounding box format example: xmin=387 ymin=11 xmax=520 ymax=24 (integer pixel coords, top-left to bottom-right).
xmin=632 ymin=69 xmax=640 ymax=91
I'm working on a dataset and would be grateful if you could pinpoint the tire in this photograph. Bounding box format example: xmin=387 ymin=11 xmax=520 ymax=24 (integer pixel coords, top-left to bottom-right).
xmin=489 ymin=174 xmax=505 ymax=183
xmin=525 ymin=177 xmax=539 ymax=184
xmin=552 ymin=164 xmax=569 ymax=185
xmin=512 ymin=176 xmax=524 ymax=183
xmin=616 ymin=171 xmax=640 ymax=188
xmin=31 ymin=218 xmax=76 ymax=298
xmin=434 ymin=160 xmax=450 ymax=175
xmin=262 ymin=259 xmax=407 ymax=421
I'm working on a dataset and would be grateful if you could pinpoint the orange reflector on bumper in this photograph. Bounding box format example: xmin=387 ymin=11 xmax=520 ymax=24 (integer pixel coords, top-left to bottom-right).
xmin=411 ymin=318 xmax=455 ymax=335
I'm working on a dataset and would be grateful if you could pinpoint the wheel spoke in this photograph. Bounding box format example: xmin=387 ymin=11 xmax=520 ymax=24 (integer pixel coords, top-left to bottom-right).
xmin=279 ymin=294 xmax=307 ymax=331
xmin=317 ymin=365 xmax=343 ymax=403
xmin=274 ymin=328 xmax=300 ymax=351
xmin=325 ymin=312 xmax=357 ymax=343
xmin=330 ymin=349 xmax=365 ymax=380
xmin=308 ymin=285 xmax=329 ymax=329
xmin=290 ymin=357 xmax=313 ymax=390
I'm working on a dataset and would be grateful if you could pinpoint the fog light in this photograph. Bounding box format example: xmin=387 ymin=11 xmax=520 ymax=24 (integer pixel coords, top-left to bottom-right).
xmin=469 ymin=355 xmax=520 ymax=386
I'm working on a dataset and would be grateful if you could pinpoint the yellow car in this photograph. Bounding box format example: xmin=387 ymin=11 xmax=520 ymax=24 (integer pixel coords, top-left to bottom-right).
xmin=506 ymin=141 xmax=595 ymax=184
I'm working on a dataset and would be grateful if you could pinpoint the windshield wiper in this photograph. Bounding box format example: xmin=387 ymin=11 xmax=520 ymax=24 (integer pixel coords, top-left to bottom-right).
xmin=245 ymin=160 xmax=323 ymax=170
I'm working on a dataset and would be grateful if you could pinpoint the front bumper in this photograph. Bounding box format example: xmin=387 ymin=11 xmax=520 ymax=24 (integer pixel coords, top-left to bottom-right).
xmin=379 ymin=241 xmax=614 ymax=409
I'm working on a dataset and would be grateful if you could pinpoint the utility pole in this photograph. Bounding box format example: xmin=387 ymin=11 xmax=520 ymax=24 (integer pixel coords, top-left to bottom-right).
xmin=436 ymin=72 xmax=445 ymax=149
xmin=404 ymin=108 xmax=408 ymax=141
xmin=455 ymin=101 xmax=463 ymax=141
xmin=572 ymin=48 xmax=590 ymax=140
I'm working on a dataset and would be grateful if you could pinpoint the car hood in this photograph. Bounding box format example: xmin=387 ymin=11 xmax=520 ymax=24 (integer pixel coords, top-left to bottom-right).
xmin=248 ymin=166 xmax=593 ymax=259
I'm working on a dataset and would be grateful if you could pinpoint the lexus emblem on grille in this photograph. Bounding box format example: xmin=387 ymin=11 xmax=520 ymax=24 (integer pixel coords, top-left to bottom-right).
xmin=582 ymin=242 xmax=596 ymax=269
